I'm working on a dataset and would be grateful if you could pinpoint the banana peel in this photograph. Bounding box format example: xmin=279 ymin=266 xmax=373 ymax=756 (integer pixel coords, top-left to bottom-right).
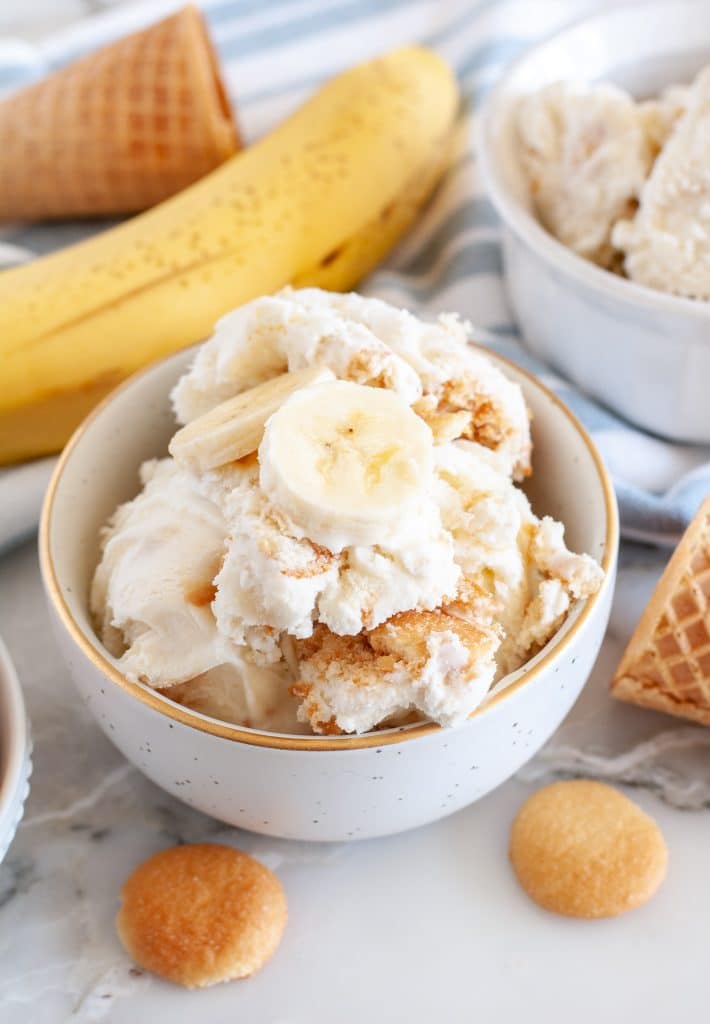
xmin=0 ymin=46 xmax=458 ymax=464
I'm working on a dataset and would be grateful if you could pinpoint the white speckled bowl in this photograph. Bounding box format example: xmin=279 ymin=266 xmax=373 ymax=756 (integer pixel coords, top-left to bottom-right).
xmin=0 ymin=637 xmax=32 ymax=862
xmin=478 ymin=0 xmax=710 ymax=443
xmin=40 ymin=345 xmax=617 ymax=842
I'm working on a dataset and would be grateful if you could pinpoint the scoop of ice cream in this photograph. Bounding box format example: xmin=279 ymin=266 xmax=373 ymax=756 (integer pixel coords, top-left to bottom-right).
xmin=613 ymin=67 xmax=710 ymax=299
xmin=90 ymin=458 xmax=302 ymax=731
xmin=434 ymin=442 xmax=602 ymax=672
xmin=517 ymin=81 xmax=653 ymax=267
xmin=315 ymin=529 xmax=459 ymax=637
xmin=172 ymin=288 xmax=531 ymax=480
xmin=212 ymin=471 xmax=340 ymax=661
xmin=92 ymin=290 xmax=602 ymax=736
xmin=171 ymin=292 xmax=423 ymax=422
xmin=202 ymin=450 xmax=460 ymax=659
xmin=638 ymin=84 xmax=689 ymax=156
xmin=293 ymin=612 xmax=500 ymax=734
xmin=293 ymin=441 xmax=604 ymax=733
xmin=90 ymin=459 xmax=235 ymax=686
xmin=291 ymin=291 xmax=532 ymax=480
xmin=434 ymin=441 xmax=532 ymax=595
xmin=530 ymin=515 xmax=604 ymax=600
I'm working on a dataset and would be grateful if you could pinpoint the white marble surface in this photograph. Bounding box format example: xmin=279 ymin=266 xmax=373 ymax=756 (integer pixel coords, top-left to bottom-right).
xmin=2 ymin=537 xmax=710 ymax=1023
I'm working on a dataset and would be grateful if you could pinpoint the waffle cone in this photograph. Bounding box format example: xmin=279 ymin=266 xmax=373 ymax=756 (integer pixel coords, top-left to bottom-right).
xmin=0 ymin=5 xmax=240 ymax=220
xmin=612 ymin=496 xmax=710 ymax=725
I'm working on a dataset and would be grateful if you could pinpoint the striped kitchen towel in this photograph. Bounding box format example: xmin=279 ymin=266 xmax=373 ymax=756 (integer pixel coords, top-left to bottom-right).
xmin=1 ymin=0 xmax=708 ymax=553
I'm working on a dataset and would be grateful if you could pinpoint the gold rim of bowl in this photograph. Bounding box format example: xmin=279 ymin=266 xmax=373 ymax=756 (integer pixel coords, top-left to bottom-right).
xmin=39 ymin=345 xmax=619 ymax=751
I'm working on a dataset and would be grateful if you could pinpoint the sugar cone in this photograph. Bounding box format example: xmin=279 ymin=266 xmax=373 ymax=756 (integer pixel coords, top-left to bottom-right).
xmin=612 ymin=496 xmax=710 ymax=725
xmin=0 ymin=5 xmax=240 ymax=220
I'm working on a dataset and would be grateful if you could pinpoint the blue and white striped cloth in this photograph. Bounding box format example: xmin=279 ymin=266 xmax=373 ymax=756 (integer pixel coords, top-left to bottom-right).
xmin=1 ymin=0 xmax=708 ymax=552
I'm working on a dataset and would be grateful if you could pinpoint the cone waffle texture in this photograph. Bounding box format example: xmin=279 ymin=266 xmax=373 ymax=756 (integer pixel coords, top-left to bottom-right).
xmin=612 ymin=496 xmax=710 ymax=725
xmin=0 ymin=5 xmax=239 ymax=220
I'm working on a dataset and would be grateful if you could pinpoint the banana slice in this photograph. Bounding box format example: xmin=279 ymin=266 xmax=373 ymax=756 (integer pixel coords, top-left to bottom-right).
xmin=259 ymin=379 xmax=434 ymax=551
xmin=169 ymin=366 xmax=334 ymax=473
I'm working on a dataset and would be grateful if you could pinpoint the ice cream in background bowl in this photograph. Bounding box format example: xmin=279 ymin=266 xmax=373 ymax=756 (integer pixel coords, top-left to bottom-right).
xmin=515 ymin=65 xmax=710 ymax=299
xmin=477 ymin=0 xmax=710 ymax=445
xmin=40 ymin=289 xmax=617 ymax=841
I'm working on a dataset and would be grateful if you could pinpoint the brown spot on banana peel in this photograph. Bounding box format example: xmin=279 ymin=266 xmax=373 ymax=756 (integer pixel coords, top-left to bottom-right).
xmin=293 ymin=127 xmax=456 ymax=291
xmin=319 ymin=245 xmax=345 ymax=268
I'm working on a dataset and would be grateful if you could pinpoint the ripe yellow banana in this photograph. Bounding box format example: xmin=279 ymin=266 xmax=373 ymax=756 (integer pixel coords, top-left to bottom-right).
xmin=0 ymin=46 xmax=458 ymax=465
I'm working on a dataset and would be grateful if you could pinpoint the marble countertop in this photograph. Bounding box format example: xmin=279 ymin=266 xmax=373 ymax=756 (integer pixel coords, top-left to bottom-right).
xmin=1 ymin=537 xmax=709 ymax=1023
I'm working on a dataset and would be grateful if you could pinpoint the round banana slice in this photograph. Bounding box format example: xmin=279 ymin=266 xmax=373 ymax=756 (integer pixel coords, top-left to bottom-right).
xmin=259 ymin=379 xmax=434 ymax=551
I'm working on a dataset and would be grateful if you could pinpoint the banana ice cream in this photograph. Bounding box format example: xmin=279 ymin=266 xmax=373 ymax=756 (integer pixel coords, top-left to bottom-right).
xmin=516 ymin=82 xmax=653 ymax=268
xmin=517 ymin=67 xmax=710 ymax=298
xmin=91 ymin=457 xmax=305 ymax=732
xmin=612 ymin=68 xmax=710 ymax=299
xmin=91 ymin=288 xmax=603 ymax=735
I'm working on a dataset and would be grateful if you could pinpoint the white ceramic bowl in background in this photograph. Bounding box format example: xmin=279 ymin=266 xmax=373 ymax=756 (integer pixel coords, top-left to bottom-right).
xmin=40 ymin=346 xmax=617 ymax=842
xmin=0 ymin=637 xmax=32 ymax=862
xmin=478 ymin=0 xmax=710 ymax=444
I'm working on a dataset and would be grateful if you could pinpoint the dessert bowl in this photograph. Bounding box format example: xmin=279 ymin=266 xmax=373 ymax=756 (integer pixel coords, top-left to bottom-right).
xmin=40 ymin=344 xmax=618 ymax=842
xmin=0 ymin=636 xmax=32 ymax=863
xmin=478 ymin=0 xmax=710 ymax=444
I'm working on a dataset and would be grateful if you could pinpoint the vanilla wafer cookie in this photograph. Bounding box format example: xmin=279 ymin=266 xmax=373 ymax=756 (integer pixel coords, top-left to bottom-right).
xmin=510 ymin=780 xmax=667 ymax=919
xmin=116 ymin=843 xmax=287 ymax=988
xmin=612 ymin=496 xmax=710 ymax=725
